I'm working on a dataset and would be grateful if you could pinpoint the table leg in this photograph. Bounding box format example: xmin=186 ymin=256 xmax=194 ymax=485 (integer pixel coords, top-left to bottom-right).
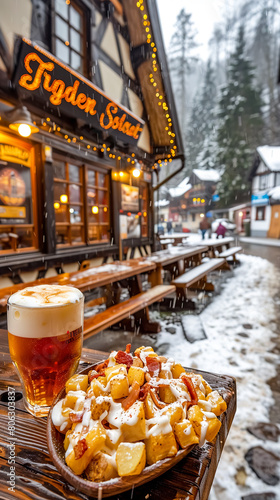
xmin=149 ymin=266 xmax=163 ymax=286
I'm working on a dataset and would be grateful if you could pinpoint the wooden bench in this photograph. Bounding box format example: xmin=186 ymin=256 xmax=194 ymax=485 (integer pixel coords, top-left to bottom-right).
xmin=219 ymin=246 xmax=242 ymax=263
xmin=171 ymin=258 xmax=226 ymax=298
xmin=83 ymin=284 xmax=175 ymax=338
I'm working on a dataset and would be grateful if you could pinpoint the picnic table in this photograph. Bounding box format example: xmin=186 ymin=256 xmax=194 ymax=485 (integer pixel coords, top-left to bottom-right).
xmin=0 ymin=332 xmax=236 ymax=500
xmin=159 ymin=232 xmax=189 ymax=248
xmin=196 ymin=237 xmax=234 ymax=258
xmin=146 ymin=246 xmax=209 ymax=286
xmin=0 ymin=259 xmax=175 ymax=336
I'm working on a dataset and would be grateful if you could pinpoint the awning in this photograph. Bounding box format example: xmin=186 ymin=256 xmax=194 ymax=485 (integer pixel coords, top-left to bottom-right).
xmin=251 ymin=192 xmax=269 ymax=206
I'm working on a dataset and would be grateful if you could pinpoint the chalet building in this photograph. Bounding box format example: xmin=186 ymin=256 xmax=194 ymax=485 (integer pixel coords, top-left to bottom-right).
xmin=0 ymin=0 xmax=184 ymax=286
xmin=184 ymin=169 xmax=220 ymax=231
xmin=249 ymin=146 xmax=280 ymax=238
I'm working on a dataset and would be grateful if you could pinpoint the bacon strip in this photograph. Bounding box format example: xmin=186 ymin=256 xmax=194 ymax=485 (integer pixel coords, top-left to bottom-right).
xmin=95 ymin=359 xmax=109 ymax=373
xmin=146 ymin=356 xmax=161 ymax=377
xmin=69 ymin=411 xmax=84 ymax=423
xmin=88 ymin=370 xmax=98 ymax=382
xmin=149 ymin=388 xmax=167 ymax=409
xmin=122 ymin=381 xmax=140 ymax=410
xmin=181 ymin=375 xmax=198 ymax=405
xmin=115 ymin=350 xmax=133 ymax=368
xmin=74 ymin=438 xmax=88 ymax=459
xmin=139 ymin=382 xmax=150 ymax=401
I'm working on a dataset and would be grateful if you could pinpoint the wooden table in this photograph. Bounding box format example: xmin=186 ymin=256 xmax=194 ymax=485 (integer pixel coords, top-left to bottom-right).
xmin=0 ymin=331 xmax=236 ymax=500
xmin=146 ymin=246 xmax=209 ymax=286
xmin=196 ymin=237 xmax=234 ymax=258
xmin=0 ymin=259 xmax=156 ymax=312
xmin=160 ymin=233 xmax=189 ymax=248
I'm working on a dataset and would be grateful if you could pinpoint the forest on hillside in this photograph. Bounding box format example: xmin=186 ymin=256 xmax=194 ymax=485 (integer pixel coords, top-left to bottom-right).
xmin=165 ymin=0 xmax=280 ymax=207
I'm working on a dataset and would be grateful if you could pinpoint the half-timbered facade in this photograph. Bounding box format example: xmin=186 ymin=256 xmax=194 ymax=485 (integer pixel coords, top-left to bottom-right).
xmin=0 ymin=0 xmax=183 ymax=285
xmin=249 ymin=146 xmax=280 ymax=238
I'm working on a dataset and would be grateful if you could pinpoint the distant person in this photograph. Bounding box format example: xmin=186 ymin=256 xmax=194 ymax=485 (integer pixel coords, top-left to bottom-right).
xmin=216 ymin=222 xmax=227 ymax=238
xmin=167 ymin=220 xmax=173 ymax=234
xmin=199 ymin=217 xmax=210 ymax=240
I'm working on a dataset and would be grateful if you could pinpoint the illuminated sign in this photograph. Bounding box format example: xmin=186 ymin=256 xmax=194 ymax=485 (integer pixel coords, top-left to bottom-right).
xmin=13 ymin=38 xmax=145 ymax=146
xmin=0 ymin=144 xmax=30 ymax=166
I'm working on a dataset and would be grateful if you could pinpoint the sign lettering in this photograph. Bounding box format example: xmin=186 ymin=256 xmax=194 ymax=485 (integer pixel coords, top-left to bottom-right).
xmin=14 ymin=38 xmax=144 ymax=146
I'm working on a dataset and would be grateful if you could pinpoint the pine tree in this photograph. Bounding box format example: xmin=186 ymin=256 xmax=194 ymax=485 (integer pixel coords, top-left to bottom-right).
xmin=168 ymin=9 xmax=198 ymax=134
xmin=186 ymin=59 xmax=218 ymax=172
xmin=216 ymin=25 xmax=263 ymax=207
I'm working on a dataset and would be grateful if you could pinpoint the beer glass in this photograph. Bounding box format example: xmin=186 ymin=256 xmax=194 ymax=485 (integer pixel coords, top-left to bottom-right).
xmin=7 ymin=284 xmax=84 ymax=417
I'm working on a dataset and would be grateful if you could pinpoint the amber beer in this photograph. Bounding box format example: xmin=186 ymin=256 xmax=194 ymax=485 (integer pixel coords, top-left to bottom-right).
xmin=7 ymin=285 xmax=84 ymax=417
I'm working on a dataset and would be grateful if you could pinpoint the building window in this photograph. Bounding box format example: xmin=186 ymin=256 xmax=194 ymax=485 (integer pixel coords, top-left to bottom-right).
xmin=86 ymin=168 xmax=110 ymax=243
xmin=0 ymin=134 xmax=38 ymax=254
xmin=192 ymin=213 xmax=196 ymax=222
xmin=256 ymin=206 xmax=265 ymax=221
xmin=53 ymin=160 xmax=85 ymax=246
xmin=53 ymin=0 xmax=86 ymax=75
xmin=259 ymin=174 xmax=268 ymax=190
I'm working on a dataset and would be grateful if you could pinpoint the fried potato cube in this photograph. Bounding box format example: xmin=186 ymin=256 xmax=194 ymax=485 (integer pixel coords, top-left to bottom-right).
xmin=91 ymin=398 xmax=111 ymax=420
xmin=206 ymin=390 xmax=227 ymax=416
xmin=64 ymin=429 xmax=72 ymax=451
xmin=132 ymin=356 xmax=143 ymax=368
xmin=205 ymin=417 xmax=221 ymax=442
xmin=134 ymin=346 xmax=154 ymax=357
xmin=65 ymin=374 xmax=88 ymax=393
xmin=62 ymin=391 xmax=85 ymax=410
xmin=105 ymin=428 xmax=122 ymax=450
xmin=110 ymin=375 xmax=129 ymax=400
xmin=145 ymin=431 xmax=178 ymax=465
xmin=187 ymin=405 xmax=204 ymax=435
xmin=105 ymin=364 xmax=127 ymax=381
xmin=65 ymin=423 xmax=106 ymax=475
xmin=202 ymin=379 xmax=212 ymax=396
xmin=159 ymin=365 xmax=173 ymax=379
xmin=87 ymin=377 xmax=108 ymax=397
xmin=188 ymin=405 xmax=221 ymax=443
xmin=144 ymin=393 xmax=157 ymax=419
xmin=159 ymin=385 xmax=177 ymax=404
xmin=162 ymin=403 xmax=183 ymax=427
xmin=116 ymin=442 xmax=146 ymax=476
xmin=128 ymin=366 xmax=145 ymax=387
xmin=85 ymin=452 xmax=118 ymax=482
xmin=174 ymin=419 xmax=199 ymax=448
xmin=171 ymin=363 xmax=186 ymax=379
xmin=121 ymin=401 xmax=146 ymax=442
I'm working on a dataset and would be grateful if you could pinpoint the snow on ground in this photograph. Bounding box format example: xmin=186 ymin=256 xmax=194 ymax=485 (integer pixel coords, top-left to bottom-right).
xmin=152 ymin=254 xmax=280 ymax=500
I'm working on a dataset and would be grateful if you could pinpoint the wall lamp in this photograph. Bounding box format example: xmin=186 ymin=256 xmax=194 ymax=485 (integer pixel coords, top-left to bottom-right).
xmin=7 ymin=106 xmax=39 ymax=138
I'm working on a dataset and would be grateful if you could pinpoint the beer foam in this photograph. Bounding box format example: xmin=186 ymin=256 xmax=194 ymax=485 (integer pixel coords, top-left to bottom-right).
xmin=8 ymin=285 xmax=83 ymax=307
xmin=8 ymin=285 xmax=84 ymax=338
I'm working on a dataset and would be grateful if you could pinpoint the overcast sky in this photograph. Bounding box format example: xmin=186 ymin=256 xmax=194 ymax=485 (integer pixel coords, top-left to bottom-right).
xmin=156 ymin=0 xmax=239 ymax=60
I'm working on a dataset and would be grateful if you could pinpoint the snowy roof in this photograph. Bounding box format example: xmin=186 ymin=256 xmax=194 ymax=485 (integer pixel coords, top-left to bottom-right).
xmin=155 ymin=199 xmax=170 ymax=207
xmin=192 ymin=169 xmax=220 ymax=182
xmin=257 ymin=146 xmax=280 ymax=172
xmin=169 ymin=177 xmax=191 ymax=198
xmin=268 ymin=186 xmax=280 ymax=201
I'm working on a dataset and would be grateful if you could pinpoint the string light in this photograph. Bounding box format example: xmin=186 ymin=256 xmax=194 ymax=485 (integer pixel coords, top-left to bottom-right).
xmin=135 ymin=0 xmax=177 ymax=158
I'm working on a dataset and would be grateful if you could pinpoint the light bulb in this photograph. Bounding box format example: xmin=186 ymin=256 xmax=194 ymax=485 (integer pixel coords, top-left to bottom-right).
xmin=132 ymin=168 xmax=141 ymax=178
xmin=60 ymin=194 xmax=68 ymax=203
xmin=18 ymin=123 xmax=31 ymax=137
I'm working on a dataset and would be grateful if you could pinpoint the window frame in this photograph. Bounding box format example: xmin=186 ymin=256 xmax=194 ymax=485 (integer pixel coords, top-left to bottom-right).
xmin=51 ymin=0 xmax=88 ymax=77
xmin=255 ymin=206 xmax=266 ymax=221
xmin=53 ymin=154 xmax=111 ymax=248
xmin=85 ymin=165 xmax=111 ymax=245
xmin=0 ymin=132 xmax=39 ymax=255
xmin=53 ymin=158 xmax=85 ymax=247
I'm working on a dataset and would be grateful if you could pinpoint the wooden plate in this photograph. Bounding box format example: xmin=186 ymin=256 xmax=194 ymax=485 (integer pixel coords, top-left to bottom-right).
xmin=47 ymin=363 xmax=196 ymax=498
